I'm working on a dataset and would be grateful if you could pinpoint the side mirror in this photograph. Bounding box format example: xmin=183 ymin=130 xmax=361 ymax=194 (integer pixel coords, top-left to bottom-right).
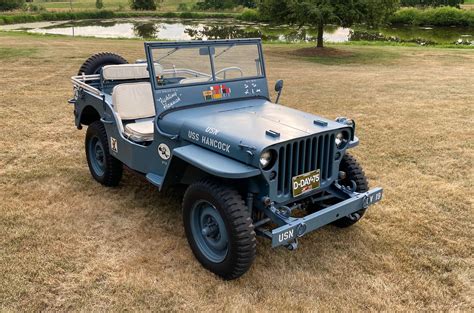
xmin=275 ymin=79 xmax=284 ymax=92
xmin=275 ymin=79 xmax=284 ymax=104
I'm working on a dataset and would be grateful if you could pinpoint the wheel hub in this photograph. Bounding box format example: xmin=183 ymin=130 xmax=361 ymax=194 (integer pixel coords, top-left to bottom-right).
xmin=190 ymin=201 xmax=228 ymax=263
xmin=94 ymin=142 xmax=104 ymax=166
xmin=201 ymin=217 xmax=219 ymax=238
xmin=88 ymin=136 xmax=106 ymax=176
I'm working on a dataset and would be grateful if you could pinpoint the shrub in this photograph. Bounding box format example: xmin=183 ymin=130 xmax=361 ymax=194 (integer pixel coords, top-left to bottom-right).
xmin=195 ymin=0 xmax=256 ymax=10
xmin=239 ymin=8 xmax=259 ymax=21
xmin=179 ymin=12 xmax=194 ymax=18
xmin=400 ymin=0 xmax=464 ymax=8
xmin=0 ymin=0 xmax=25 ymax=11
xmin=0 ymin=10 xmax=239 ymax=25
xmin=162 ymin=12 xmax=177 ymax=18
xmin=390 ymin=6 xmax=473 ymax=26
xmin=177 ymin=3 xmax=188 ymax=11
xmin=24 ymin=3 xmax=45 ymax=12
xmin=96 ymin=0 xmax=104 ymax=10
xmin=130 ymin=0 xmax=157 ymax=11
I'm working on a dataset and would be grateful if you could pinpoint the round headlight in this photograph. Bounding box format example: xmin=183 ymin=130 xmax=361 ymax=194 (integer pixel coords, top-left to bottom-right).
xmin=260 ymin=150 xmax=274 ymax=169
xmin=335 ymin=132 xmax=348 ymax=149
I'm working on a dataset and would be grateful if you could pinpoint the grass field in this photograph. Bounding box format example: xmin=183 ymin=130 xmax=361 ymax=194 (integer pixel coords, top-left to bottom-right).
xmin=32 ymin=0 xmax=198 ymax=11
xmin=1 ymin=32 xmax=473 ymax=311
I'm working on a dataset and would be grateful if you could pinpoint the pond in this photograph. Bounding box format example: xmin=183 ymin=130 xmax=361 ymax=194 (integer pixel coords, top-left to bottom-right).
xmin=1 ymin=18 xmax=473 ymax=45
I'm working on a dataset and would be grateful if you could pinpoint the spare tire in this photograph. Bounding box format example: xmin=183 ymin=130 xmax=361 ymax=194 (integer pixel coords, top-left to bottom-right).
xmin=78 ymin=52 xmax=128 ymax=75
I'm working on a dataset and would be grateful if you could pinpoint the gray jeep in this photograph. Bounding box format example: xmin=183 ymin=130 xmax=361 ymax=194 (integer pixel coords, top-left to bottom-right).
xmin=70 ymin=39 xmax=383 ymax=280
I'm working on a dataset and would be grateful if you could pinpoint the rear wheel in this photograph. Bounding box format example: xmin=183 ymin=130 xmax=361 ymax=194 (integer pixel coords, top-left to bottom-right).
xmin=85 ymin=121 xmax=123 ymax=186
xmin=182 ymin=179 xmax=256 ymax=280
xmin=78 ymin=52 xmax=128 ymax=75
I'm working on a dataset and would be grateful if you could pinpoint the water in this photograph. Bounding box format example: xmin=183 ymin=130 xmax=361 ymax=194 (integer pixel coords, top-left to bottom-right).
xmin=1 ymin=18 xmax=473 ymax=45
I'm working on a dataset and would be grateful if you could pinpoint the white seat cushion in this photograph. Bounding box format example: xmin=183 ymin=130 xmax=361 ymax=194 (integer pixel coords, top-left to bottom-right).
xmin=103 ymin=63 xmax=164 ymax=81
xmin=124 ymin=118 xmax=154 ymax=142
xmin=112 ymin=82 xmax=155 ymax=120
xmin=112 ymin=82 xmax=156 ymax=142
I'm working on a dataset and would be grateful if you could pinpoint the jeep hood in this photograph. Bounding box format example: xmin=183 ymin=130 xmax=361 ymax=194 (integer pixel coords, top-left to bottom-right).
xmin=160 ymin=98 xmax=350 ymax=166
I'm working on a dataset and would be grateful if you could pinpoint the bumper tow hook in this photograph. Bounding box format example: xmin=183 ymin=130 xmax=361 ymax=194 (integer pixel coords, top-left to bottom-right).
xmin=286 ymin=239 xmax=298 ymax=251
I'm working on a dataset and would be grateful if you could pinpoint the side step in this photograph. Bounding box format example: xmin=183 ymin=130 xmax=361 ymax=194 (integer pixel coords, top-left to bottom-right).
xmin=146 ymin=173 xmax=164 ymax=190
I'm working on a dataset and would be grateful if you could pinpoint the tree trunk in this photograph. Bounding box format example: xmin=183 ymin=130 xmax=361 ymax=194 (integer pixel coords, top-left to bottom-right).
xmin=317 ymin=21 xmax=324 ymax=48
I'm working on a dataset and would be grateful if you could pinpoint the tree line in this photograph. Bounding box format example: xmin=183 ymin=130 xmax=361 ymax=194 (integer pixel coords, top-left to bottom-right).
xmin=197 ymin=0 xmax=465 ymax=48
xmin=197 ymin=0 xmax=464 ymax=10
xmin=1 ymin=0 xmax=467 ymax=48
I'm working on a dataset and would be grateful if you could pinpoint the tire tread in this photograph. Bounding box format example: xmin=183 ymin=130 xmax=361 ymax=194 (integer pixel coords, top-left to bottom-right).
xmin=183 ymin=179 xmax=256 ymax=280
xmin=78 ymin=52 xmax=128 ymax=75
xmin=332 ymin=153 xmax=369 ymax=228
xmin=86 ymin=121 xmax=123 ymax=187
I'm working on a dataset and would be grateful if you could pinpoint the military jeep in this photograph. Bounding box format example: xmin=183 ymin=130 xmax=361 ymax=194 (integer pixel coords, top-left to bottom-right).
xmin=70 ymin=39 xmax=383 ymax=280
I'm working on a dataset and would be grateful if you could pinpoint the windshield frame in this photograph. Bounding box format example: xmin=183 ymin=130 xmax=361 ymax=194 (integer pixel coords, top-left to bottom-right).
xmin=144 ymin=39 xmax=266 ymax=90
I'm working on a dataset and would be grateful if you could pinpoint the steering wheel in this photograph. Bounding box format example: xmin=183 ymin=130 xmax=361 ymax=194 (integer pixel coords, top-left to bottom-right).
xmin=214 ymin=67 xmax=243 ymax=80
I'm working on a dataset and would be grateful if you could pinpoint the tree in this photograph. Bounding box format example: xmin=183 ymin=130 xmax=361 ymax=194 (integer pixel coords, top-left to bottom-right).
xmin=130 ymin=0 xmax=158 ymax=11
xmin=0 ymin=0 xmax=25 ymax=11
xmin=400 ymin=0 xmax=464 ymax=7
xmin=259 ymin=0 xmax=399 ymax=48
xmin=96 ymin=0 xmax=104 ymax=9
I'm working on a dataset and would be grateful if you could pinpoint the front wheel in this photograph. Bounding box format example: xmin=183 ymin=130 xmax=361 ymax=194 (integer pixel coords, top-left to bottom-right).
xmin=332 ymin=153 xmax=369 ymax=228
xmin=182 ymin=179 xmax=256 ymax=280
xmin=306 ymin=153 xmax=369 ymax=227
xmin=85 ymin=121 xmax=123 ymax=186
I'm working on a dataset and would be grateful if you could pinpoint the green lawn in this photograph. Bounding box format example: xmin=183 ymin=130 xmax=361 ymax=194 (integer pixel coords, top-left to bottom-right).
xmin=33 ymin=0 xmax=198 ymax=11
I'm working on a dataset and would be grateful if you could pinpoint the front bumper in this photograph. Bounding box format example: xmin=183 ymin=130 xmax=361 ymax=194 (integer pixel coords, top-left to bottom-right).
xmin=271 ymin=187 xmax=383 ymax=247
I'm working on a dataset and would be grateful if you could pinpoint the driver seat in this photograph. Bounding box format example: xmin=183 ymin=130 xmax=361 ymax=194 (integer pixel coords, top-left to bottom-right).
xmin=112 ymin=82 xmax=155 ymax=142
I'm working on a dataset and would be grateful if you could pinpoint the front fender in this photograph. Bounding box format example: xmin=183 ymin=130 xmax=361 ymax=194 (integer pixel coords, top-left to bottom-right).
xmin=173 ymin=145 xmax=261 ymax=179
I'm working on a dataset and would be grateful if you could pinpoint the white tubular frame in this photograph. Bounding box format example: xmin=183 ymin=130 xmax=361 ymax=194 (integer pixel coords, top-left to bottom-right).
xmin=70 ymin=68 xmax=211 ymax=96
xmin=71 ymin=73 xmax=102 ymax=96
xmin=70 ymin=67 xmax=212 ymax=142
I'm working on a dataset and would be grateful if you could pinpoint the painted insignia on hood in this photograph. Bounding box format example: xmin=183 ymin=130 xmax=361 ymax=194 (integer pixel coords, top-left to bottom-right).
xmin=203 ymin=84 xmax=231 ymax=101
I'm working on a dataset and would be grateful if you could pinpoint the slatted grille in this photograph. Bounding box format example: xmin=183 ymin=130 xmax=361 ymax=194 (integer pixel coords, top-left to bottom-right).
xmin=277 ymin=133 xmax=335 ymax=196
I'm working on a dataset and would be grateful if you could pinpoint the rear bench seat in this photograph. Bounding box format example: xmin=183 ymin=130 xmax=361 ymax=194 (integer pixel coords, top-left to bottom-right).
xmin=102 ymin=63 xmax=163 ymax=142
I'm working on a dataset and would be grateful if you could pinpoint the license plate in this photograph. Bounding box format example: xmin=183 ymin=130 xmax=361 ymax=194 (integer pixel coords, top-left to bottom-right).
xmin=292 ymin=169 xmax=320 ymax=197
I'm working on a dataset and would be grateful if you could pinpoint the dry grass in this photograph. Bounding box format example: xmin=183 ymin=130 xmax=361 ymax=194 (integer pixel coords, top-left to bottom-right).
xmin=1 ymin=32 xmax=473 ymax=311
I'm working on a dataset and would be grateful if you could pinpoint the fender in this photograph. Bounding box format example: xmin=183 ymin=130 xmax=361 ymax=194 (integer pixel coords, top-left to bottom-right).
xmin=173 ymin=145 xmax=260 ymax=179
xmin=74 ymin=92 xmax=104 ymax=127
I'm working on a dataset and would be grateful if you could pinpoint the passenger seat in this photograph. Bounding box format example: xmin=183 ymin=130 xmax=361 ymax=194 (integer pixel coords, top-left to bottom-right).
xmin=112 ymin=82 xmax=155 ymax=142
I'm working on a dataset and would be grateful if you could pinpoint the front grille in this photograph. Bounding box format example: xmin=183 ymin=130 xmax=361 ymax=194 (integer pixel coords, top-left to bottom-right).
xmin=277 ymin=133 xmax=335 ymax=196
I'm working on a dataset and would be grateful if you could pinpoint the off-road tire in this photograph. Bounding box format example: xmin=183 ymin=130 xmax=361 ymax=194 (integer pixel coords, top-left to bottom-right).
xmin=182 ymin=179 xmax=256 ymax=280
xmin=78 ymin=52 xmax=128 ymax=75
xmin=85 ymin=121 xmax=123 ymax=186
xmin=332 ymin=153 xmax=369 ymax=228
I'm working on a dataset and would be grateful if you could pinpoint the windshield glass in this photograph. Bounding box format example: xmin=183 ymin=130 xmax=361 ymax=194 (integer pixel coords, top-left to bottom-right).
xmin=213 ymin=44 xmax=262 ymax=80
xmin=150 ymin=42 xmax=263 ymax=88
